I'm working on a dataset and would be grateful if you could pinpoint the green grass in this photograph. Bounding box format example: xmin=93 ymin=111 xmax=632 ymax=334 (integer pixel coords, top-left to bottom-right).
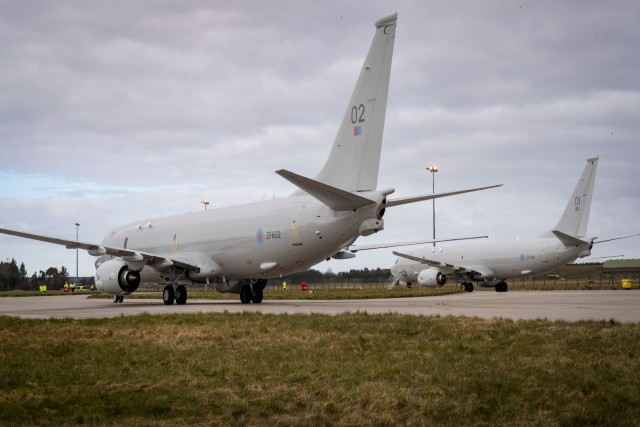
xmin=0 ymin=290 xmax=100 ymax=297
xmin=1 ymin=313 xmax=640 ymax=426
xmin=89 ymin=287 xmax=464 ymax=301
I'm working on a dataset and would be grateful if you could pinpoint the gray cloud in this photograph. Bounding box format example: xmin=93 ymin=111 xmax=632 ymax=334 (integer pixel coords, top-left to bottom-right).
xmin=1 ymin=0 xmax=639 ymax=276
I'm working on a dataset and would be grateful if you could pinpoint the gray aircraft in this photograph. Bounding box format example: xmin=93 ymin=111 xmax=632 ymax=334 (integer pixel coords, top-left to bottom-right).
xmin=387 ymin=157 xmax=639 ymax=292
xmin=0 ymin=14 xmax=500 ymax=305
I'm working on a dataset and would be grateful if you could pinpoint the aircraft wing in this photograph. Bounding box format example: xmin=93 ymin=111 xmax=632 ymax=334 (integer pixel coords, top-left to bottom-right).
xmin=0 ymin=227 xmax=198 ymax=270
xmin=347 ymin=235 xmax=489 ymax=252
xmin=391 ymin=250 xmax=488 ymax=276
xmin=385 ymin=185 xmax=502 ymax=208
xmin=275 ymin=169 xmax=376 ymax=211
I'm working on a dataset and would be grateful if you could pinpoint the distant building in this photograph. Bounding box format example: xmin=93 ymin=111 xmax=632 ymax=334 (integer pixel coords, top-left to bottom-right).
xmin=602 ymin=259 xmax=640 ymax=279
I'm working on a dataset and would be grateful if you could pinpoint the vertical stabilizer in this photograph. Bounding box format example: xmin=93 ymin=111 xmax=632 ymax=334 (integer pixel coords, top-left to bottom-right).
xmin=541 ymin=157 xmax=599 ymax=238
xmin=311 ymin=14 xmax=397 ymax=192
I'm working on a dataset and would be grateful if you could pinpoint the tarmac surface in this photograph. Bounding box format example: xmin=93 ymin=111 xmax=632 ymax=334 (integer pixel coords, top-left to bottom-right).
xmin=1 ymin=290 xmax=639 ymax=322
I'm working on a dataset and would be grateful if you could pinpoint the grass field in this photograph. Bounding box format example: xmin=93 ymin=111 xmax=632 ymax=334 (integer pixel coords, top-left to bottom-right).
xmin=0 ymin=290 xmax=100 ymax=297
xmin=1 ymin=312 xmax=639 ymax=426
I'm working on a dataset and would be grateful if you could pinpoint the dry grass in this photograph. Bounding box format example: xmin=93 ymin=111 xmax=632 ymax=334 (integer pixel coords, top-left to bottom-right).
xmin=1 ymin=312 xmax=640 ymax=426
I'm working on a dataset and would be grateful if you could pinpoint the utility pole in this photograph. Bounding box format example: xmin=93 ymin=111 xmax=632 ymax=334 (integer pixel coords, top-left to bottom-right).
xmin=73 ymin=222 xmax=80 ymax=287
xmin=426 ymin=166 xmax=438 ymax=246
xmin=201 ymin=200 xmax=209 ymax=210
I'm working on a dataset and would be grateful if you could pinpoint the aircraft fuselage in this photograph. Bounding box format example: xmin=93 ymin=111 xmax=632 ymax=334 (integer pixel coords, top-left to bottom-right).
xmin=392 ymin=238 xmax=589 ymax=285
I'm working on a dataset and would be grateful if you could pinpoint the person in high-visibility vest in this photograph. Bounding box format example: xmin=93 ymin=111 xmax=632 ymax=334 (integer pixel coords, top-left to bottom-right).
xmin=39 ymin=285 xmax=44 ymax=293
xmin=70 ymin=283 xmax=76 ymax=292
xmin=43 ymin=284 xmax=47 ymax=293
xmin=282 ymin=281 xmax=287 ymax=290
xmin=64 ymin=282 xmax=69 ymax=290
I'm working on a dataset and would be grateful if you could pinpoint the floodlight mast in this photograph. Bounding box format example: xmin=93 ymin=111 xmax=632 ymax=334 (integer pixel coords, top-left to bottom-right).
xmin=73 ymin=222 xmax=80 ymax=287
xmin=426 ymin=166 xmax=438 ymax=247
xmin=201 ymin=200 xmax=209 ymax=210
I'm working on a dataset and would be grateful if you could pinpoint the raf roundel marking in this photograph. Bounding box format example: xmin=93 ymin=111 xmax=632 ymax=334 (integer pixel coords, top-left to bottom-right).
xmin=256 ymin=229 xmax=264 ymax=244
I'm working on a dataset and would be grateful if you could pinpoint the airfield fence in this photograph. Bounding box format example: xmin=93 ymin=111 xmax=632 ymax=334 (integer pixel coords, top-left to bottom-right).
xmin=134 ymin=274 xmax=639 ymax=292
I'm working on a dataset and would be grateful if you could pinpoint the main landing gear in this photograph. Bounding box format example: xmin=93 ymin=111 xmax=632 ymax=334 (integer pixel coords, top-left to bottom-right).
xmin=461 ymin=282 xmax=474 ymax=293
xmin=495 ymin=281 xmax=508 ymax=292
xmin=112 ymin=295 xmax=124 ymax=303
xmin=163 ymin=284 xmax=188 ymax=305
xmin=240 ymin=281 xmax=265 ymax=304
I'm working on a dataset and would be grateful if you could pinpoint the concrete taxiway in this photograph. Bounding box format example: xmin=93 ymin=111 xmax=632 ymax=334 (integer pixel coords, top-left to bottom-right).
xmin=1 ymin=290 xmax=639 ymax=322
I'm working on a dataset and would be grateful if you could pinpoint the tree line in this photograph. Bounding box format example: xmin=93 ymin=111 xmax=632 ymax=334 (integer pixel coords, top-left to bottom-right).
xmin=0 ymin=258 xmax=94 ymax=291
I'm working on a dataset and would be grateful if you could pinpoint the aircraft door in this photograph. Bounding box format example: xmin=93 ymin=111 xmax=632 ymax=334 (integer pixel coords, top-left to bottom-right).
xmin=290 ymin=203 xmax=306 ymax=246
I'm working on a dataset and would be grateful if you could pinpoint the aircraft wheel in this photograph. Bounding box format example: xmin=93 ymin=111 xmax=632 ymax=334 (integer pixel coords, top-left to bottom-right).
xmin=240 ymin=285 xmax=252 ymax=304
xmin=113 ymin=295 xmax=119 ymax=303
xmin=466 ymin=283 xmax=474 ymax=293
xmin=175 ymin=285 xmax=187 ymax=305
xmin=251 ymin=288 xmax=263 ymax=304
xmin=495 ymin=283 xmax=502 ymax=292
xmin=503 ymin=282 xmax=508 ymax=292
xmin=119 ymin=295 xmax=124 ymax=303
xmin=461 ymin=283 xmax=467 ymax=291
xmin=163 ymin=285 xmax=175 ymax=305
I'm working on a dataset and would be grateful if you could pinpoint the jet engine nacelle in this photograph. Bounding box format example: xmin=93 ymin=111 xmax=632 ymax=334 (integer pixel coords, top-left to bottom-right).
xmin=417 ymin=268 xmax=447 ymax=288
xmin=95 ymin=259 xmax=141 ymax=295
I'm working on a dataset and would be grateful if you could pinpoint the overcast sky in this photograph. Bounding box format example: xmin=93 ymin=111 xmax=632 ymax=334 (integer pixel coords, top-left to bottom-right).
xmin=1 ymin=0 xmax=639 ymax=278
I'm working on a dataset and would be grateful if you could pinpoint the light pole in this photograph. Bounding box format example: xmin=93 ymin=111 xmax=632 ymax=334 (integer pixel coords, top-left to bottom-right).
xmin=426 ymin=166 xmax=438 ymax=247
xmin=201 ymin=200 xmax=209 ymax=210
xmin=73 ymin=222 xmax=80 ymax=287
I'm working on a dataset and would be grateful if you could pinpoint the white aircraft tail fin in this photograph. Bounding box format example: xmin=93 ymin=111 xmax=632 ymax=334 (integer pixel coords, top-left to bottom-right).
xmin=308 ymin=14 xmax=397 ymax=193
xmin=541 ymin=156 xmax=599 ymax=239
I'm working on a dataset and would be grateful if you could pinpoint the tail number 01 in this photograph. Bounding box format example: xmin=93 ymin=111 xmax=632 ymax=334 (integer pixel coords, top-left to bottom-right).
xmin=351 ymin=104 xmax=365 ymax=124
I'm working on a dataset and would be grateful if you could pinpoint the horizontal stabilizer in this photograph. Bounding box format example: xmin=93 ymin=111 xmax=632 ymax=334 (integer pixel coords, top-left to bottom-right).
xmin=276 ymin=169 xmax=376 ymax=211
xmin=593 ymin=233 xmax=640 ymax=244
xmin=347 ymin=235 xmax=489 ymax=252
xmin=552 ymin=230 xmax=590 ymax=247
xmin=0 ymin=227 xmax=198 ymax=270
xmin=386 ymin=184 xmax=502 ymax=208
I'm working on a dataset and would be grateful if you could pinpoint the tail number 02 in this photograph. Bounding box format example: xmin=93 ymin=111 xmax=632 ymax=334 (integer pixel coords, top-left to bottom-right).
xmin=350 ymin=104 xmax=366 ymax=124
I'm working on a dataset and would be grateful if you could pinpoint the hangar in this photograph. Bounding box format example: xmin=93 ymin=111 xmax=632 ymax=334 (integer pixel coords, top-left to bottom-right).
xmin=602 ymin=259 xmax=640 ymax=279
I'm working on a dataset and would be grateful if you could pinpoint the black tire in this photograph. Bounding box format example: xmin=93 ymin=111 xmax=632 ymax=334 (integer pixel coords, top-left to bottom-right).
xmin=240 ymin=285 xmax=252 ymax=304
xmin=467 ymin=283 xmax=474 ymax=293
xmin=503 ymin=282 xmax=508 ymax=292
xmin=461 ymin=283 xmax=468 ymax=291
xmin=495 ymin=283 xmax=502 ymax=292
xmin=251 ymin=288 xmax=263 ymax=304
xmin=163 ymin=285 xmax=175 ymax=305
xmin=119 ymin=295 xmax=124 ymax=303
xmin=113 ymin=295 xmax=119 ymax=303
xmin=176 ymin=285 xmax=187 ymax=305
